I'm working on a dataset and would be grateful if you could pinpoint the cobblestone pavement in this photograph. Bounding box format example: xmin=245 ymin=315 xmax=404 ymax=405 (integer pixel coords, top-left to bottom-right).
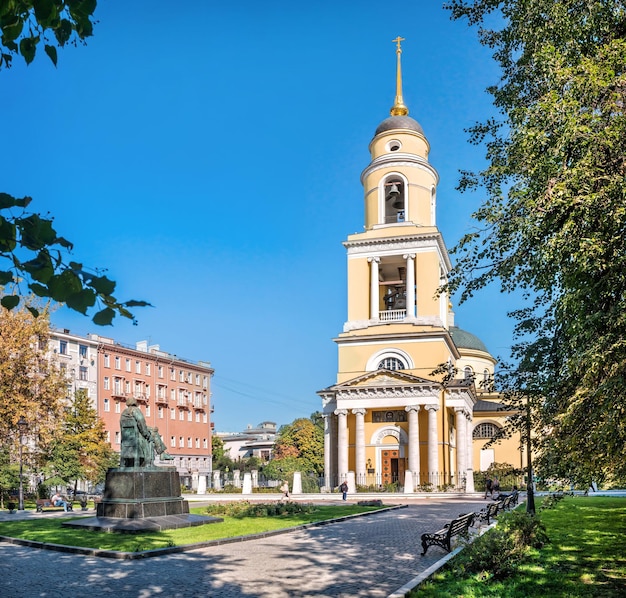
xmin=0 ymin=497 xmax=487 ymax=597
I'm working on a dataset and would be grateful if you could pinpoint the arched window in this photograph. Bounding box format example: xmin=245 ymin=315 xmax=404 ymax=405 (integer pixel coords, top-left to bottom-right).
xmin=464 ymin=366 xmax=474 ymax=381
xmin=473 ymin=423 xmax=501 ymax=439
xmin=377 ymin=357 xmax=406 ymax=371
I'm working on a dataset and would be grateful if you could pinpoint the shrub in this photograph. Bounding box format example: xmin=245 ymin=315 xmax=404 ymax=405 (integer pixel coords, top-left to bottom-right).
xmin=450 ymin=511 xmax=549 ymax=581
xmin=203 ymin=501 xmax=316 ymax=518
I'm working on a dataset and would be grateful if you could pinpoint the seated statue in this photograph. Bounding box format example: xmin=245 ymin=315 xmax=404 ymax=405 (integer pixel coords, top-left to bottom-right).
xmin=120 ymin=397 xmax=173 ymax=467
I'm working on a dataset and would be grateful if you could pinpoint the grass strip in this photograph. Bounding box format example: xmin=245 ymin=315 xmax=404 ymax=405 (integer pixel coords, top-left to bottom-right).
xmin=0 ymin=504 xmax=383 ymax=553
xmin=412 ymin=496 xmax=626 ymax=597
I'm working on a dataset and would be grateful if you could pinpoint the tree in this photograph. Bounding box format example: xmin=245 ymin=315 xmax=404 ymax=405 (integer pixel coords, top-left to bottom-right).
xmin=0 ymin=303 xmax=67 ymax=471
xmin=46 ymin=388 xmax=118 ymax=492
xmin=0 ymin=0 xmax=97 ymax=69
xmin=444 ymin=1 xmax=626 ymax=482
xmin=271 ymin=416 xmax=324 ymax=476
xmin=0 ymin=4 xmax=148 ymax=325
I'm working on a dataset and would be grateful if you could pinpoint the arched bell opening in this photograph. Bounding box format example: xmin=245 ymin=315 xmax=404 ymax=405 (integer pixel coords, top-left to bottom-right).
xmin=383 ymin=176 xmax=406 ymax=223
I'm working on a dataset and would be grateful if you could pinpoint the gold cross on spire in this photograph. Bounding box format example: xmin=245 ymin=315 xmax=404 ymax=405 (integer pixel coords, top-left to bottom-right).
xmin=390 ymin=36 xmax=409 ymax=116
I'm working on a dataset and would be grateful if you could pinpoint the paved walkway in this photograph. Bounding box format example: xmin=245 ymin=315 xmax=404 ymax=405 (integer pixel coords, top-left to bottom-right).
xmin=0 ymin=496 xmax=488 ymax=597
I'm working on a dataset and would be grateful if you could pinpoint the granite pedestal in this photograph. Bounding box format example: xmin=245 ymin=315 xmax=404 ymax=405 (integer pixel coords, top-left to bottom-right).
xmin=63 ymin=466 xmax=222 ymax=533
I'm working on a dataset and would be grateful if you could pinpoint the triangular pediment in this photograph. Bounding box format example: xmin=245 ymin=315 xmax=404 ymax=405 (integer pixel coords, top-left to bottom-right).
xmin=330 ymin=369 xmax=438 ymax=390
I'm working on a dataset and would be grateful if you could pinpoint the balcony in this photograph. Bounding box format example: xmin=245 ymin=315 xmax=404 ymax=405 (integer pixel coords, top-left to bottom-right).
xmin=155 ymin=395 xmax=168 ymax=405
xmin=379 ymin=309 xmax=406 ymax=322
xmin=111 ymin=390 xmax=126 ymax=399
xmin=134 ymin=393 xmax=148 ymax=404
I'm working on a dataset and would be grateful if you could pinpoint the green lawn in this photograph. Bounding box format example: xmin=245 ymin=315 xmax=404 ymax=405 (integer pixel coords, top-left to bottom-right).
xmin=412 ymin=496 xmax=626 ymax=597
xmin=0 ymin=504 xmax=382 ymax=553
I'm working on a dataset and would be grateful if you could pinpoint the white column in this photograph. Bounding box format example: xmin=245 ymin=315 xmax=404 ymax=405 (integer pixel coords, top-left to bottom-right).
xmin=455 ymin=408 xmax=467 ymax=488
xmin=426 ymin=405 xmax=439 ymax=486
xmin=368 ymin=257 xmax=380 ymax=320
xmin=403 ymin=253 xmax=416 ymax=318
xmin=197 ymin=474 xmax=207 ymax=494
xmin=323 ymin=413 xmax=332 ymax=490
xmin=213 ymin=470 xmax=221 ymax=491
xmin=466 ymin=411 xmax=475 ymax=493
xmin=405 ymin=405 xmax=420 ymax=481
xmin=335 ymin=409 xmax=349 ymax=480
xmin=352 ymin=408 xmax=366 ymax=483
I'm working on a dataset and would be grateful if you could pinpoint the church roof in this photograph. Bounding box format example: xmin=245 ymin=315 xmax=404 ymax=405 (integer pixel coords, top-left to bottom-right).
xmin=374 ymin=115 xmax=424 ymax=136
xmin=449 ymin=326 xmax=490 ymax=354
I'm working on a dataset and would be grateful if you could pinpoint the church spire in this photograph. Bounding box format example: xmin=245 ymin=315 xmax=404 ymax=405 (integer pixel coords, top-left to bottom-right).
xmin=390 ymin=36 xmax=409 ymax=116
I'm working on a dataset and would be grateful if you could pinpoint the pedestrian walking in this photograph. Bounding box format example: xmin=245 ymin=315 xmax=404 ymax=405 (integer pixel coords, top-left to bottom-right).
xmin=340 ymin=480 xmax=348 ymax=501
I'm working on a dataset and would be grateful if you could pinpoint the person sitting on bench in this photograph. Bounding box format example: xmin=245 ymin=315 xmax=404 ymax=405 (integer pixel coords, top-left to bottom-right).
xmin=50 ymin=492 xmax=69 ymax=512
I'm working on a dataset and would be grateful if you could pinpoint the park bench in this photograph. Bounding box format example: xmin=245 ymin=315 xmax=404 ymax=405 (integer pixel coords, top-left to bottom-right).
xmin=420 ymin=512 xmax=475 ymax=555
xmin=36 ymin=498 xmax=73 ymax=513
xmin=475 ymin=500 xmax=500 ymax=525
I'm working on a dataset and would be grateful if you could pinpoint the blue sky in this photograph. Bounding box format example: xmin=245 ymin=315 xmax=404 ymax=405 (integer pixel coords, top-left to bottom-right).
xmin=3 ymin=1 xmax=516 ymax=432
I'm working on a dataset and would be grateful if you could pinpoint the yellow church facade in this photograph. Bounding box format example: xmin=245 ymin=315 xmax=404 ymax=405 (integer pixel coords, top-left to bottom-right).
xmin=318 ymin=40 xmax=526 ymax=492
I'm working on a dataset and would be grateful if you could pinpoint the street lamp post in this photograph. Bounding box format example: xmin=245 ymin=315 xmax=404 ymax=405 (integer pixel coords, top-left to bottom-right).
xmin=17 ymin=415 xmax=28 ymax=511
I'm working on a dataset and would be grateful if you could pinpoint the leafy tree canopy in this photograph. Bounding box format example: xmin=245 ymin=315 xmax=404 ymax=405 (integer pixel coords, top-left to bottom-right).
xmin=271 ymin=416 xmax=324 ymax=476
xmin=445 ymin=0 xmax=626 ymax=480
xmin=0 ymin=0 xmax=97 ymax=69
xmin=0 ymin=3 xmax=148 ymax=325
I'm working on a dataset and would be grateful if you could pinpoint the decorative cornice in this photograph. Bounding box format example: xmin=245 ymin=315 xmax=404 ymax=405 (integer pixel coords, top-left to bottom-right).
xmin=361 ymin=157 xmax=439 ymax=186
xmin=336 ymin=385 xmax=437 ymax=400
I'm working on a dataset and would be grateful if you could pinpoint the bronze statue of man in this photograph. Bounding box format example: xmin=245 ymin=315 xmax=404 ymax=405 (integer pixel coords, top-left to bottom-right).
xmin=120 ymin=396 xmax=174 ymax=467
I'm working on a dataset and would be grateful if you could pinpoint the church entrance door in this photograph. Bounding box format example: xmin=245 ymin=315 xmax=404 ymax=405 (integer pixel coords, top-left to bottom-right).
xmin=381 ymin=449 xmax=405 ymax=485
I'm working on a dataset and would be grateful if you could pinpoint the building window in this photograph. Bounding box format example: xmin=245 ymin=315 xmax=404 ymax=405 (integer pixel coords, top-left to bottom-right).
xmin=377 ymin=357 xmax=405 ymax=371
xmin=473 ymin=423 xmax=501 ymax=439
xmin=104 ymin=354 xmax=110 ymax=368
xmin=203 ymin=376 xmax=208 ymax=389
xmin=464 ymin=366 xmax=474 ymax=381
xmin=203 ymin=413 xmax=207 ymax=423
xmin=170 ymin=368 xmax=175 ymax=381
xmin=105 ymin=431 xmax=110 ymax=443
xmin=135 ymin=361 xmax=141 ymax=374
xmin=187 ymin=411 xmax=192 ymax=421
xmin=187 ymin=437 xmax=192 ymax=448
xmin=195 ymin=412 xmax=200 ymax=423
xmin=179 ymin=410 xmax=184 ymax=421
xmin=158 ymin=406 xmax=163 ymax=419
xmin=115 ymin=356 xmax=121 ymax=370
xmin=146 ymin=405 xmax=150 ymax=417
xmin=145 ymin=363 xmax=151 ymax=375
xmin=115 ymin=401 xmax=121 ymax=414
xmin=79 ymin=344 xmax=88 ymax=358
xmin=195 ymin=438 xmax=200 ymax=448
xmin=59 ymin=340 xmax=67 ymax=355
xmin=103 ymin=377 xmax=110 ymax=390
xmin=103 ymin=398 xmax=110 ymax=412
xmin=171 ymin=436 xmax=176 ymax=447
xmin=125 ymin=380 xmax=131 ymax=393
xmin=115 ymin=431 xmax=120 ymax=444
xmin=158 ymin=365 xmax=164 ymax=378
xmin=170 ymin=408 xmax=176 ymax=420
xmin=179 ymin=370 xmax=184 ymax=382
xmin=79 ymin=366 xmax=88 ymax=381
xmin=179 ymin=437 xmax=184 ymax=448
xmin=195 ymin=374 xmax=200 ymax=386
xmin=203 ymin=438 xmax=208 ymax=449
xmin=126 ymin=358 xmax=131 ymax=372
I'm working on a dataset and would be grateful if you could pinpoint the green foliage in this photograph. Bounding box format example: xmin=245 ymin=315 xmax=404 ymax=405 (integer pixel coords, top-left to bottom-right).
xmin=46 ymin=388 xmax=118 ymax=488
xmin=0 ymin=0 xmax=97 ymax=69
xmin=444 ymin=0 xmax=626 ymax=481
xmin=270 ymin=416 xmax=324 ymax=476
xmin=0 ymin=193 xmax=149 ymax=325
xmin=449 ymin=511 xmax=548 ymax=582
xmin=204 ymin=500 xmax=316 ymax=518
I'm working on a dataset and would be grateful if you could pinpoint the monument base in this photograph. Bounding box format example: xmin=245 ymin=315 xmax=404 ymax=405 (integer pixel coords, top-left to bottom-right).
xmin=62 ymin=466 xmax=222 ymax=533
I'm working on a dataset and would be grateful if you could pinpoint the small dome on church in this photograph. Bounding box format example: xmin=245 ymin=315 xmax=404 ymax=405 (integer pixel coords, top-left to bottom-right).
xmin=450 ymin=326 xmax=490 ymax=354
xmin=375 ymin=115 xmax=424 ymax=137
